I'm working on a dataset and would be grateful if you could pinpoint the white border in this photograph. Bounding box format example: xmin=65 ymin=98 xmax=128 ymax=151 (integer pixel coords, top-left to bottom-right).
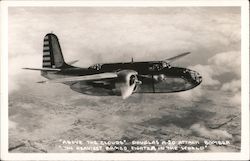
xmin=1 ymin=0 xmax=249 ymax=160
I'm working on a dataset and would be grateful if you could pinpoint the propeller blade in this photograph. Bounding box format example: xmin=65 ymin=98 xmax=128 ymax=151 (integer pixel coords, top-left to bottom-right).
xmin=114 ymin=70 xmax=141 ymax=99
xmin=165 ymin=52 xmax=191 ymax=63
xmin=120 ymin=86 xmax=135 ymax=99
xmin=120 ymin=75 xmax=139 ymax=99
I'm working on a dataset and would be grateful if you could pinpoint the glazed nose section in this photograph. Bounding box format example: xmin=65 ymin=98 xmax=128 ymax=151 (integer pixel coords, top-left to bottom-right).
xmin=195 ymin=72 xmax=202 ymax=84
xmin=189 ymin=70 xmax=202 ymax=85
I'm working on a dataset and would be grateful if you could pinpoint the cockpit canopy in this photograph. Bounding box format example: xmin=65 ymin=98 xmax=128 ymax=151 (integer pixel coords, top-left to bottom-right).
xmin=149 ymin=61 xmax=171 ymax=71
xmin=88 ymin=61 xmax=171 ymax=72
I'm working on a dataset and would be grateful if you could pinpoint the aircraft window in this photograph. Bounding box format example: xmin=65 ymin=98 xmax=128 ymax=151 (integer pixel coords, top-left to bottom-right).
xmin=183 ymin=69 xmax=188 ymax=73
xmin=162 ymin=62 xmax=171 ymax=68
xmin=149 ymin=62 xmax=171 ymax=71
xmin=89 ymin=64 xmax=102 ymax=70
xmin=152 ymin=64 xmax=161 ymax=71
xmin=162 ymin=62 xmax=166 ymax=68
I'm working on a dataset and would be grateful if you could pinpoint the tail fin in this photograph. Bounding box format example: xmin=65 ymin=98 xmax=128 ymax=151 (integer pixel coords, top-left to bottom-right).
xmin=43 ymin=33 xmax=71 ymax=69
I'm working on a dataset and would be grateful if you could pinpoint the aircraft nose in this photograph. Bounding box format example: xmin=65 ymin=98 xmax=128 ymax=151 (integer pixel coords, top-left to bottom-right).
xmin=190 ymin=70 xmax=202 ymax=84
xmin=195 ymin=72 xmax=202 ymax=84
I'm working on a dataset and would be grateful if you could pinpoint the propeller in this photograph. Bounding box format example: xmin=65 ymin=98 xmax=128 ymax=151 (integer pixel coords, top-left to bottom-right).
xmin=115 ymin=70 xmax=141 ymax=99
xmin=129 ymin=75 xmax=142 ymax=86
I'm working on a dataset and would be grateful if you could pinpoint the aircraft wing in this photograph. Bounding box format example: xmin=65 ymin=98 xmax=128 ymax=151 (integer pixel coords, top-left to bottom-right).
xmin=23 ymin=67 xmax=61 ymax=71
xmin=41 ymin=72 xmax=118 ymax=83
xmin=165 ymin=52 xmax=190 ymax=63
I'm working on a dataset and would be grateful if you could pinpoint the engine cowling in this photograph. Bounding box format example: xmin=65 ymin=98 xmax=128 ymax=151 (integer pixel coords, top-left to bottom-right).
xmin=114 ymin=70 xmax=141 ymax=99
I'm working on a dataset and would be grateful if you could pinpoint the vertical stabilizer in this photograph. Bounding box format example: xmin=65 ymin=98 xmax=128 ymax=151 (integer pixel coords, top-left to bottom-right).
xmin=42 ymin=33 xmax=69 ymax=69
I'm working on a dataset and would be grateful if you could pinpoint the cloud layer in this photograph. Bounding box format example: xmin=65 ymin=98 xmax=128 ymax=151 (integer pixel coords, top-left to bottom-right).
xmin=186 ymin=51 xmax=241 ymax=105
xmin=190 ymin=123 xmax=233 ymax=139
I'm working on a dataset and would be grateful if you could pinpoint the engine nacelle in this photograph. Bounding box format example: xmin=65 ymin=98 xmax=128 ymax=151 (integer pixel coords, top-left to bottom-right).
xmin=153 ymin=74 xmax=166 ymax=82
xmin=114 ymin=70 xmax=141 ymax=99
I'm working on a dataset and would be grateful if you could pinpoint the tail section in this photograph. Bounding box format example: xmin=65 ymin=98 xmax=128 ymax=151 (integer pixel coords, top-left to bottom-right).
xmin=42 ymin=33 xmax=71 ymax=69
xmin=23 ymin=33 xmax=79 ymax=81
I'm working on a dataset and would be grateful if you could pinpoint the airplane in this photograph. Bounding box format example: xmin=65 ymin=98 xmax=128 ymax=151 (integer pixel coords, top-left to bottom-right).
xmin=24 ymin=33 xmax=202 ymax=99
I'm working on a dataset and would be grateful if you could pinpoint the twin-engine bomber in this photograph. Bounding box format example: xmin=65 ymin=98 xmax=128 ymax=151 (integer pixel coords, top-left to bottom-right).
xmin=24 ymin=33 xmax=202 ymax=99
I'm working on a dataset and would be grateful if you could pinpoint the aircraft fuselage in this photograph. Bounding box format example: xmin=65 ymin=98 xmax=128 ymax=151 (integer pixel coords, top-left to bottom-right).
xmin=31 ymin=33 xmax=202 ymax=98
xmin=47 ymin=61 xmax=202 ymax=95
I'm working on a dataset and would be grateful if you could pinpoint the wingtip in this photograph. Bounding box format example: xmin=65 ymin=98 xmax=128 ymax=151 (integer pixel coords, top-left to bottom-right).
xmin=165 ymin=51 xmax=192 ymax=63
xmin=183 ymin=51 xmax=191 ymax=55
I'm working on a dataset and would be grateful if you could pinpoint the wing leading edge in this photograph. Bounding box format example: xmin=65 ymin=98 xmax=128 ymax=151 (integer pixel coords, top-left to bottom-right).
xmin=23 ymin=67 xmax=61 ymax=71
xmin=42 ymin=72 xmax=118 ymax=83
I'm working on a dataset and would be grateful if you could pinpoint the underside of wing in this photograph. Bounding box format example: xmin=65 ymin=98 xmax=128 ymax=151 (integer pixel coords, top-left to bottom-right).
xmin=44 ymin=72 xmax=118 ymax=83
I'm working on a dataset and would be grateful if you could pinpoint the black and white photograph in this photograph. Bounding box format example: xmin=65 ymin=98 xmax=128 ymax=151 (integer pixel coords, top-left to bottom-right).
xmin=1 ymin=0 xmax=249 ymax=160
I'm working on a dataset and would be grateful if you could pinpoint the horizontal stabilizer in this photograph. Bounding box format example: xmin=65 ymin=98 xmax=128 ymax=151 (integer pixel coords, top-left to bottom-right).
xmin=42 ymin=72 xmax=118 ymax=83
xmin=67 ymin=60 xmax=79 ymax=65
xmin=22 ymin=67 xmax=61 ymax=71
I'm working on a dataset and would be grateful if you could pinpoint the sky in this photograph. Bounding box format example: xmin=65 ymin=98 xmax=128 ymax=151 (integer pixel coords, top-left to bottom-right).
xmin=7 ymin=6 xmax=242 ymax=153
xmin=8 ymin=7 xmax=241 ymax=103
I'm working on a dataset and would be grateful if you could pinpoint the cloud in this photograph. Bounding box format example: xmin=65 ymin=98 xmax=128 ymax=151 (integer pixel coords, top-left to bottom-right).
xmin=8 ymin=54 xmax=41 ymax=93
xmin=221 ymin=79 xmax=241 ymax=93
xmin=189 ymin=64 xmax=221 ymax=86
xmin=221 ymin=79 xmax=241 ymax=106
xmin=208 ymin=51 xmax=240 ymax=77
xmin=208 ymin=145 xmax=237 ymax=152
xmin=185 ymin=51 xmax=241 ymax=105
xmin=230 ymin=92 xmax=241 ymax=106
xmin=189 ymin=50 xmax=240 ymax=87
xmin=190 ymin=123 xmax=233 ymax=139
xmin=9 ymin=120 xmax=17 ymax=130
xmin=176 ymin=86 xmax=203 ymax=101
xmin=8 ymin=7 xmax=240 ymax=62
